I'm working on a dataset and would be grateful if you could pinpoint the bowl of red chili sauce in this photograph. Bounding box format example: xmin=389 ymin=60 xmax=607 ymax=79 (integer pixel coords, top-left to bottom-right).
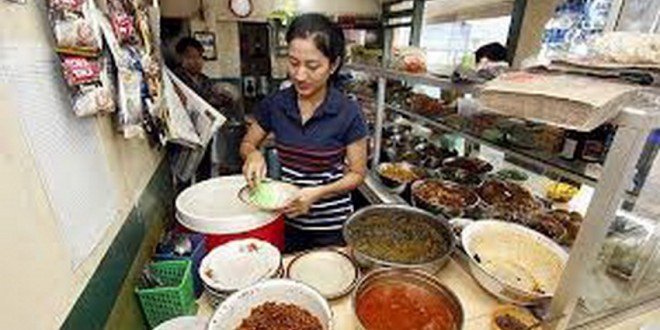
xmin=353 ymin=268 xmax=464 ymax=330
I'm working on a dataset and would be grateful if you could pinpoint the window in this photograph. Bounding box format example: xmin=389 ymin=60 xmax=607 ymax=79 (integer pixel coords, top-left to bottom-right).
xmin=421 ymin=16 xmax=511 ymax=72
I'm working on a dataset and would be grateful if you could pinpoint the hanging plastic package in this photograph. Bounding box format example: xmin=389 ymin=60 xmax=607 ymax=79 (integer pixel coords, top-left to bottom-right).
xmin=71 ymin=54 xmax=115 ymax=117
xmin=49 ymin=0 xmax=102 ymax=57
xmin=72 ymin=84 xmax=114 ymax=116
xmin=50 ymin=0 xmax=86 ymax=12
xmin=162 ymin=72 xmax=202 ymax=148
xmin=48 ymin=0 xmax=116 ymax=117
xmin=61 ymin=56 xmax=102 ymax=86
xmin=116 ymin=69 xmax=145 ymax=138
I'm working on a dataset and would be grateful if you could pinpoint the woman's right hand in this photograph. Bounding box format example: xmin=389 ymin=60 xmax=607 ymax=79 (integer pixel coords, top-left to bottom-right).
xmin=243 ymin=151 xmax=267 ymax=188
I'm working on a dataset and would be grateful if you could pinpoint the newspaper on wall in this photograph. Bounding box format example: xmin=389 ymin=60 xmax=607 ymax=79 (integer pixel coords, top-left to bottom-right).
xmin=165 ymin=67 xmax=226 ymax=181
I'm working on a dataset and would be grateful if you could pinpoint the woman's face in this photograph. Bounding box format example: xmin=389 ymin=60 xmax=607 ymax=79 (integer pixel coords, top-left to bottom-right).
xmin=181 ymin=47 xmax=204 ymax=75
xmin=288 ymin=37 xmax=336 ymax=98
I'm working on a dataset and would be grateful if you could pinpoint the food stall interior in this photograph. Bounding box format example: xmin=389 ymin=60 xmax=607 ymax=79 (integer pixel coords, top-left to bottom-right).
xmin=20 ymin=0 xmax=659 ymax=329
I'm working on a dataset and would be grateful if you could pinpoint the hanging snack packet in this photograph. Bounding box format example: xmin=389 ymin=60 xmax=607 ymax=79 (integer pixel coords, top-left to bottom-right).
xmin=116 ymin=69 xmax=145 ymax=138
xmin=49 ymin=0 xmax=102 ymax=56
xmin=111 ymin=11 xmax=138 ymax=45
xmin=73 ymin=83 xmax=115 ymax=117
xmin=53 ymin=18 xmax=98 ymax=51
xmin=61 ymin=56 xmax=102 ymax=86
xmin=50 ymin=0 xmax=85 ymax=13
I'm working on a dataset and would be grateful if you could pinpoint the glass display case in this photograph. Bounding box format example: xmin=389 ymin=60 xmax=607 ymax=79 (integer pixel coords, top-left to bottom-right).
xmin=342 ymin=63 xmax=660 ymax=329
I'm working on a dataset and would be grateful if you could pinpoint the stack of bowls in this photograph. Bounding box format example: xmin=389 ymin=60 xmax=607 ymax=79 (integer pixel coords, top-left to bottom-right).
xmin=199 ymin=238 xmax=282 ymax=307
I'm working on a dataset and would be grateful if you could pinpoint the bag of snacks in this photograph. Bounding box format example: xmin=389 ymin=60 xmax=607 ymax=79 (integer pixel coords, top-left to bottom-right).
xmin=49 ymin=0 xmax=102 ymax=56
xmin=391 ymin=47 xmax=427 ymax=73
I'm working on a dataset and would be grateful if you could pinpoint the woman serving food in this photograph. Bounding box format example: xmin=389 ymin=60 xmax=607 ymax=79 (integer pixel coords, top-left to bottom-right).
xmin=240 ymin=13 xmax=368 ymax=252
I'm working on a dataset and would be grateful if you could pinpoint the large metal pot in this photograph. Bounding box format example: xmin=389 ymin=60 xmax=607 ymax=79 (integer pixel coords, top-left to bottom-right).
xmin=343 ymin=204 xmax=455 ymax=274
xmin=352 ymin=268 xmax=464 ymax=330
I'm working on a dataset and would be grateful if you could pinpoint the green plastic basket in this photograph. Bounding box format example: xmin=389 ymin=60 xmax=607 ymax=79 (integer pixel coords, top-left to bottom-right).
xmin=135 ymin=260 xmax=198 ymax=329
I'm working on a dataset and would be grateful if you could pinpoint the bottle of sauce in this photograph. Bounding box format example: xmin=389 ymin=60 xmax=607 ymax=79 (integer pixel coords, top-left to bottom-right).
xmin=581 ymin=124 xmax=615 ymax=163
xmin=560 ymin=130 xmax=584 ymax=161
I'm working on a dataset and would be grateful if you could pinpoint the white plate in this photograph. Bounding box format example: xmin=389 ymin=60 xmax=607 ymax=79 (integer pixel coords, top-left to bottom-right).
xmin=287 ymin=249 xmax=359 ymax=300
xmin=199 ymin=239 xmax=281 ymax=291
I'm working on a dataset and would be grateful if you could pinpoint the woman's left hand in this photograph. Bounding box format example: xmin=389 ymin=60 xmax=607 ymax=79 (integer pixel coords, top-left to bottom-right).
xmin=282 ymin=187 xmax=324 ymax=218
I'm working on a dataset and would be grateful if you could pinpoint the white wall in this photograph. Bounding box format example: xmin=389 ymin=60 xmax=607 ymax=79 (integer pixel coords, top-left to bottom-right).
xmin=297 ymin=0 xmax=380 ymax=15
xmin=184 ymin=0 xmax=380 ymax=79
xmin=0 ymin=2 xmax=162 ymax=329
xmin=162 ymin=0 xmax=380 ymax=19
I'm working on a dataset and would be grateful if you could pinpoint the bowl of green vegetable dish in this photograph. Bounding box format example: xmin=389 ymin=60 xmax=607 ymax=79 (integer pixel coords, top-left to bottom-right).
xmin=343 ymin=205 xmax=455 ymax=274
xmin=238 ymin=180 xmax=300 ymax=211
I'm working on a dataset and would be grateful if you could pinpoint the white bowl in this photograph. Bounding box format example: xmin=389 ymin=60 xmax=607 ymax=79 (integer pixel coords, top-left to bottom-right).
xmin=207 ymin=279 xmax=333 ymax=330
xmin=155 ymin=316 xmax=208 ymax=330
xmin=462 ymin=220 xmax=568 ymax=305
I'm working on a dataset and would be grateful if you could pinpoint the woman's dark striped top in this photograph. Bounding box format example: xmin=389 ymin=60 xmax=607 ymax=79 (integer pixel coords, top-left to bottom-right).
xmin=253 ymin=86 xmax=368 ymax=231
xmin=277 ymin=142 xmax=352 ymax=231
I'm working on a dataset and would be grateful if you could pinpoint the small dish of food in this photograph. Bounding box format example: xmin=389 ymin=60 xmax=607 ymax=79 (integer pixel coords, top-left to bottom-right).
xmin=376 ymin=162 xmax=423 ymax=190
xmin=491 ymin=304 xmax=540 ymax=330
xmin=442 ymin=157 xmax=494 ymax=176
xmin=493 ymin=168 xmax=529 ymax=182
xmin=411 ymin=179 xmax=479 ymax=218
xmin=237 ymin=180 xmax=300 ymax=211
xmin=477 ymin=179 xmax=542 ymax=222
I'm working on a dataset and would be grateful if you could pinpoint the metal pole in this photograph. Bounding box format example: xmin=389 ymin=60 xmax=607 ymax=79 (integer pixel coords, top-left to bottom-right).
xmin=372 ymin=77 xmax=386 ymax=169
xmin=372 ymin=15 xmax=392 ymax=169
xmin=548 ymin=118 xmax=652 ymax=329
xmin=409 ymin=0 xmax=424 ymax=47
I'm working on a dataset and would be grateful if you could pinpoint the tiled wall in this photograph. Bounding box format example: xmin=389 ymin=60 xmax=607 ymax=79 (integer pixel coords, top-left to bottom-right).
xmin=61 ymin=161 xmax=175 ymax=330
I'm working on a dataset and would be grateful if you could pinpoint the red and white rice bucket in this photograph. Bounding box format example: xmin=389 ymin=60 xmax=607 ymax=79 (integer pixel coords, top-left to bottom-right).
xmin=175 ymin=176 xmax=285 ymax=251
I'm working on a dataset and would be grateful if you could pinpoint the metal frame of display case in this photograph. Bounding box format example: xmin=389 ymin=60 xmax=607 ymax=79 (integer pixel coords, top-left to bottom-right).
xmin=347 ymin=60 xmax=660 ymax=329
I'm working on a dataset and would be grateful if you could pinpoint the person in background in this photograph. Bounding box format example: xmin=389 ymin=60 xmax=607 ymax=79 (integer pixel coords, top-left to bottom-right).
xmin=173 ymin=37 xmax=241 ymax=177
xmin=174 ymin=37 xmax=237 ymax=117
xmin=475 ymin=42 xmax=508 ymax=67
xmin=473 ymin=42 xmax=509 ymax=81
xmin=240 ymin=13 xmax=368 ymax=252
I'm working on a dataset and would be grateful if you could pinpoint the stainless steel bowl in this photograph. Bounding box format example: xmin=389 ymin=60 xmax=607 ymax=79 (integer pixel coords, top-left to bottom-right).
xmin=343 ymin=205 xmax=456 ymax=274
xmin=352 ymin=268 xmax=464 ymax=330
xmin=461 ymin=220 xmax=568 ymax=306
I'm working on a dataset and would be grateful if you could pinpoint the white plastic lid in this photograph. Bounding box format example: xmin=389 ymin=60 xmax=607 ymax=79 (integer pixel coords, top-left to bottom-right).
xmin=175 ymin=176 xmax=278 ymax=234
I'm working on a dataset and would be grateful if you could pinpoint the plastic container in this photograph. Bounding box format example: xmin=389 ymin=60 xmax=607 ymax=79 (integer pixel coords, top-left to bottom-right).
xmin=136 ymin=260 xmax=197 ymax=329
xmin=153 ymin=233 xmax=206 ymax=297
xmin=175 ymin=176 xmax=285 ymax=251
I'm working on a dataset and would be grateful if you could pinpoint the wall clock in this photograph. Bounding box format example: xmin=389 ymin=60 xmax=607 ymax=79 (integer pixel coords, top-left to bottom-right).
xmin=229 ymin=0 xmax=253 ymax=18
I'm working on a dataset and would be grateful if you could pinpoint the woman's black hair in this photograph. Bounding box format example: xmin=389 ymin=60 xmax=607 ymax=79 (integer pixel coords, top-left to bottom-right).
xmin=175 ymin=37 xmax=204 ymax=55
xmin=286 ymin=13 xmax=346 ymax=82
xmin=475 ymin=42 xmax=508 ymax=63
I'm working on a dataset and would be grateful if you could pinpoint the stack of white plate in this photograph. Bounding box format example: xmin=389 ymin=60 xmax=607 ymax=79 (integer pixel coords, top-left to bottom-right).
xmin=199 ymin=238 xmax=282 ymax=307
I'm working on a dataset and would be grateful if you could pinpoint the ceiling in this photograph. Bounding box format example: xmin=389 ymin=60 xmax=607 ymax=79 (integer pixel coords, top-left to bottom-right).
xmin=378 ymin=0 xmax=514 ymax=23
